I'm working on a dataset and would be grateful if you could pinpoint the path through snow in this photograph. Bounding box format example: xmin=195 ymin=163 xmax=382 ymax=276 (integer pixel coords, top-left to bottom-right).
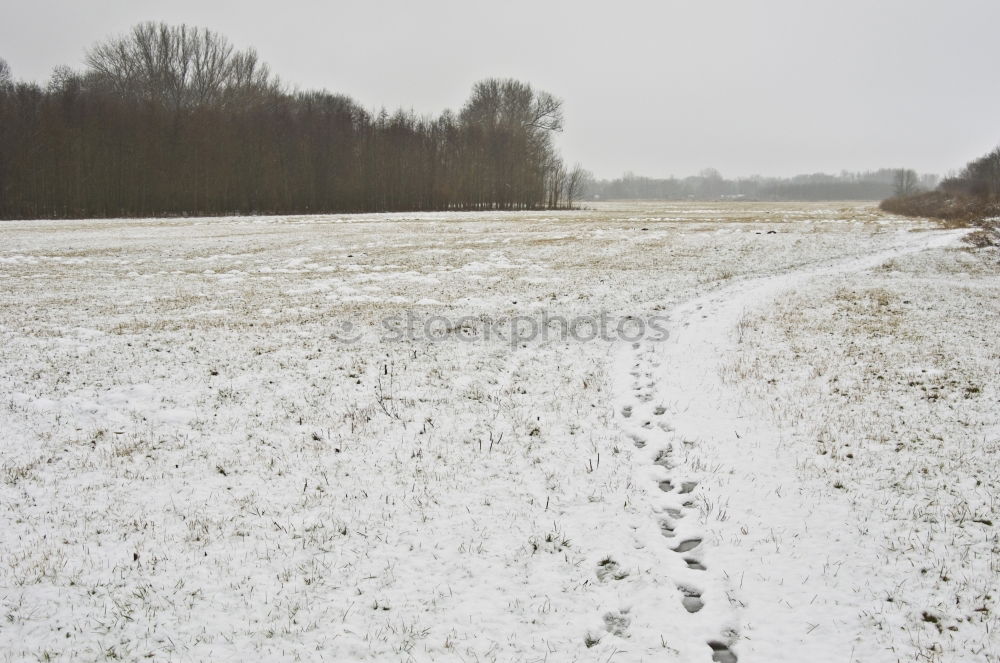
xmin=613 ymin=228 xmax=970 ymax=663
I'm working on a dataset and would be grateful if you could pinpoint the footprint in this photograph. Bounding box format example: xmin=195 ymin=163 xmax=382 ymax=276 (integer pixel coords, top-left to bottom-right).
xmin=679 ymin=481 xmax=698 ymax=494
xmin=654 ymin=406 xmax=666 ymax=415
xmin=673 ymin=538 xmax=701 ymax=553
xmin=657 ymin=421 xmax=674 ymax=432
xmin=684 ymin=558 xmax=706 ymax=570
xmin=708 ymin=641 xmax=738 ymax=663
xmin=665 ymin=508 xmax=684 ymax=520
xmin=621 ymin=406 xmax=633 ymax=418
xmin=629 ymin=434 xmax=646 ymax=449
xmin=603 ymin=609 xmax=631 ymax=637
xmin=658 ymin=479 xmax=674 ymax=493
xmin=659 ymin=520 xmax=676 ymax=537
xmin=680 ymin=587 xmax=704 ymax=613
xmin=596 ymin=557 xmax=630 ymax=582
xmin=653 ymin=449 xmax=673 ymax=468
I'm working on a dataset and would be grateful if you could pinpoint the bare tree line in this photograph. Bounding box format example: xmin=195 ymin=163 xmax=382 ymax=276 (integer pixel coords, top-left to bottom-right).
xmin=586 ymin=168 xmax=938 ymax=202
xmin=881 ymin=146 xmax=1000 ymax=222
xmin=0 ymin=23 xmax=585 ymax=219
xmin=939 ymin=147 xmax=1000 ymax=200
xmin=84 ymin=23 xmax=280 ymax=112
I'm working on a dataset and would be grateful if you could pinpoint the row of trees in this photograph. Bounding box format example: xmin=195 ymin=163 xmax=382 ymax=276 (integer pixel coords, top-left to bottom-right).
xmin=939 ymin=147 xmax=1000 ymax=200
xmin=880 ymin=146 xmax=1000 ymax=222
xmin=0 ymin=23 xmax=583 ymax=219
xmin=585 ymin=168 xmax=937 ymax=202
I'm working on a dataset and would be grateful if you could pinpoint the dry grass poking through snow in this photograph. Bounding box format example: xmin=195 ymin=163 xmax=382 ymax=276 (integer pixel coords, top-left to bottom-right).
xmin=726 ymin=243 xmax=1000 ymax=662
xmin=0 ymin=202 xmax=969 ymax=661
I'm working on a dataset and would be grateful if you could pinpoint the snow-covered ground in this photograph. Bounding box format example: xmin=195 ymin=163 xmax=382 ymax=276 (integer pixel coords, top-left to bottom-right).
xmin=0 ymin=203 xmax=996 ymax=662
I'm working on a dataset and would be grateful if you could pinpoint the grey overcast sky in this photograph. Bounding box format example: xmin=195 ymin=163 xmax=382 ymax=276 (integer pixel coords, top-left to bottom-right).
xmin=2 ymin=0 xmax=999 ymax=179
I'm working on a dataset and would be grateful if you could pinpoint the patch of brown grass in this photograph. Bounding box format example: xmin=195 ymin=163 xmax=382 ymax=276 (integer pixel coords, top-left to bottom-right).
xmin=880 ymin=192 xmax=1000 ymax=227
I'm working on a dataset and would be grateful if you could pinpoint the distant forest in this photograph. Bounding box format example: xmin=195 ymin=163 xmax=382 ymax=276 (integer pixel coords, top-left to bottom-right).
xmin=0 ymin=23 xmax=585 ymax=219
xmin=585 ymin=169 xmax=939 ymax=202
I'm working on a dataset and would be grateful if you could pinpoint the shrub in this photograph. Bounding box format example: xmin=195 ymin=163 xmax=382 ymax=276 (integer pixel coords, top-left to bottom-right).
xmin=880 ymin=191 xmax=1000 ymax=224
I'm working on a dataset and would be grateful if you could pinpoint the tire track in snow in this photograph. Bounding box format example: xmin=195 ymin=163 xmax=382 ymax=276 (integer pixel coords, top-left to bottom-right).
xmin=612 ymin=228 xmax=969 ymax=663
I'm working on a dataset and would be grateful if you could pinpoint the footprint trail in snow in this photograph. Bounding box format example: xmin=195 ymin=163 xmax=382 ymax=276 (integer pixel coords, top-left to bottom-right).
xmin=608 ymin=228 xmax=969 ymax=662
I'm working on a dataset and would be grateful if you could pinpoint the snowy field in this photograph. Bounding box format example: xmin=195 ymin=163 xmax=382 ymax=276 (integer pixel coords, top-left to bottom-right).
xmin=0 ymin=202 xmax=997 ymax=662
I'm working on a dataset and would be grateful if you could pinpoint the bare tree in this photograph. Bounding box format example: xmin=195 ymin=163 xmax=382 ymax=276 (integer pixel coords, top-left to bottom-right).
xmin=546 ymin=159 xmax=567 ymax=208
xmin=960 ymin=147 xmax=1000 ymax=199
xmin=46 ymin=65 xmax=80 ymax=92
xmin=566 ymin=165 xmax=591 ymax=207
xmin=85 ymin=22 xmax=279 ymax=110
xmin=459 ymin=78 xmax=566 ymax=209
xmin=0 ymin=58 xmax=11 ymax=88
xmin=893 ymin=168 xmax=919 ymax=197
xmin=460 ymin=79 xmax=563 ymax=132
